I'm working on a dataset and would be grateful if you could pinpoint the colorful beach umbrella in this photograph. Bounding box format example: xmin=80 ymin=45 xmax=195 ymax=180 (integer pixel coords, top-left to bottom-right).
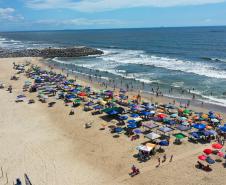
xmin=193 ymin=123 xmax=206 ymax=130
xmin=212 ymin=143 xmax=223 ymax=150
xmin=203 ymin=149 xmax=212 ymax=155
xmin=198 ymin=155 xmax=207 ymax=161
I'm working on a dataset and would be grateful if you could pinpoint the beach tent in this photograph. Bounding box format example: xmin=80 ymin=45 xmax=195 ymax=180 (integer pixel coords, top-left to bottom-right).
xmin=177 ymin=125 xmax=191 ymax=131
xmin=142 ymin=122 xmax=158 ymax=130
xmin=145 ymin=132 xmax=161 ymax=140
xmin=158 ymin=126 xmax=173 ymax=133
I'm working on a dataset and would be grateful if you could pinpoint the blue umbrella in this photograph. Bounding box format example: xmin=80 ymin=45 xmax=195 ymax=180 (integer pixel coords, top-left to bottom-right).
xmin=133 ymin=129 xmax=142 ymax=134
xmin=107 ymin=110 xmax=119 ymax=115
xmin=141 ymin=111 xmax=151 ymax=116
xmin=131 ymin=113 xmax=139 ymax=118
xmin=114 ymin=127 xmax=123 ymax=133
xmin=193 ymin=123 xmax=206 ymax=130
xmin=119 ymin=115 xmax=128 ymax=120
xmin=94 ymin=105 xmax=103 ymax=110
xmin=159 ymin=140 xmax=169 ymax=146
xmin=85 ymin=102 xmax=94 ymax=106
xmin=128 ymin=120 xmax=136 ymax=124
xmin=220 ymin=126 xmax=226 ymax=133
xmin=202 ymin=130 xmax=211 ymax=136
xmin=127 ymin=123 xmax=137 ymax=129
xmin=190 ymin=132 xmax=200 ymax=138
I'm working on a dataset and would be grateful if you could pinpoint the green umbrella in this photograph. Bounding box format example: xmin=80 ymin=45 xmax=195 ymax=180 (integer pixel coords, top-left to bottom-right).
xmin=183 ymin=109 xmax=190 ymax=114
xmin=174 ymin=133 xmax=186 ymax=139
xmin=74 ymin=99 xmax=81 ymax=104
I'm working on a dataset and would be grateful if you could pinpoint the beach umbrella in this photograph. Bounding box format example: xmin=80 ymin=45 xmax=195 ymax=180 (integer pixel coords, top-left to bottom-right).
xmin=74 ymin=99 xmax=81 ymax=104
xmin=203 ymin=149 xmax=212 ymax=155
xmin=218 ymin=152 xmax=224 ymax=158
xmin=183 ymin=109 xmax=190 ymax=115
xmin=94 ymin=105 xmax=103 ymax=110
xmin=127 ymin=123 xmax=137 ymax=129
xmin=220 ymin=126 xmax=226 ymax=133
xmin=141 ymin=111 xmax=151 ymax=116
xmin=193 ymin=123 xmax=206 ymax=130
xmin=131 ymin=113 xmax=139 ymax=118
xmin=170 ymin=113 xmax=178 ymax=118
xmin=206 ymin=156 xmax=215 ymax=164
xmin=179 ymin=117 xmax=187 ymax=121
xmin=128 ymin=120 xmax=136 ymax=124
xmin=212 ymin=143 xmax=223 ymax=150
xmin=159 ymin=140 xmax=169 ymax=146
xmin=107 ymin=110 xmax=119 ymax=115
xmin=158 ymin=113 xmax=167 ymax=119
xmin=198 ymin=155 xmax=207 ymax=161
xmin=85 ymin=102 xmax=94 ymax=107
xmin=133 ymin=129 xmax=142 ymax=134
xmin=119 ymin=115 xmax=128 ymax=120
xmin=78 ymin=92 xmax=87 ymax=97
xmin=174 ymin=133 xmax=186 ymax=140
xmin=182 ymin=122 xmax=190 ymax=126
xmin=190 ymin=132 xmax=200 ymax=139
xmin=114 ymin=127 xmax=123 ymax=133
xmin=211 ymin=118 xmax=219 ymax=123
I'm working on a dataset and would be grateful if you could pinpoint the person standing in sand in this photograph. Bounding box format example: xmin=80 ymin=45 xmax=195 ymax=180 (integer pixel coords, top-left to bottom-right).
xmin=162 ymin=154 xmax=166 ymax=163
xmin=169 ymin=155 xmax=173 ymax=162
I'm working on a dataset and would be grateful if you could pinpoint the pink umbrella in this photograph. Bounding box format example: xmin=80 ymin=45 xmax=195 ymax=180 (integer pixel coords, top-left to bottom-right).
xmin=198 ymin=155 xmax=207 ymax=161
xmin=218 ymin=152 xmax=224 ymax=158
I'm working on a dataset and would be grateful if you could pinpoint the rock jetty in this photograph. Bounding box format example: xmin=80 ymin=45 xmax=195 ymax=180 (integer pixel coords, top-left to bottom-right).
xmin=0 ymin=47 xmax=103 ymax=58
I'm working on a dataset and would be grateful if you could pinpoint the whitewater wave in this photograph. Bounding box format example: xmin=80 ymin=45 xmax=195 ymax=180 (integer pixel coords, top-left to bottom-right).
xmin=97 ymin=48 xmax=226 ymax=79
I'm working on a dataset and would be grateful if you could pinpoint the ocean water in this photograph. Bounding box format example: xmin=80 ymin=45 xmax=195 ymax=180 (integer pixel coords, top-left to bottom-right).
xmin=0 ymin=27 xmax=226 ymax=106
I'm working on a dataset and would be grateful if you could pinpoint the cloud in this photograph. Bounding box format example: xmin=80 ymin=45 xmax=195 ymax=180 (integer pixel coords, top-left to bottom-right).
xmin=35 ymin=18 xmax=122 ymax=26
xmin=26 ymin=0 xmax=226 ymax=12
xmin=0 ymin=8 xmax=24 ymax=21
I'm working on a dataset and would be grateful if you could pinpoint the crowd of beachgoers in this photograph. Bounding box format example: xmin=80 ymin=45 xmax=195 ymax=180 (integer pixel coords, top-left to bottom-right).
xmin=1 ymin=61 xmax=226 ymax=183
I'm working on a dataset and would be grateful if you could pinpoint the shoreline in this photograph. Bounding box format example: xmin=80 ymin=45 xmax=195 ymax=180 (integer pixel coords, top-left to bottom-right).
xmin=44 ymin=58 xmax=226 ymax=119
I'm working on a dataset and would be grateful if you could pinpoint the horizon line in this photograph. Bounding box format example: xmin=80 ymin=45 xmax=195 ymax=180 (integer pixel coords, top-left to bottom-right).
xmin=0 ymin=25 xmax=226 ymax=33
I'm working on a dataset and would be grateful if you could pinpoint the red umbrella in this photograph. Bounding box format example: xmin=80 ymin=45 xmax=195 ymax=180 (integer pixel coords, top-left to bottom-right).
xmin=158 ymin=113 xmax=167 ymax=119
xmin=212 ymin=143 xmax=223 ymax=150
xmin=203 ymin=149 xmax=212 ymax=155
xmin=78 ymin=92 xmax=87 ymax=97
xmin=198 ymin=155 xmax=207 ymax=161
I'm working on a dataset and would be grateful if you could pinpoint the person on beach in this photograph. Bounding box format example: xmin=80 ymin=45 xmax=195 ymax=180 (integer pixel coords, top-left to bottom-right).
xmin=157 ymin=157 xmax=161 ymax=167
xmin=8 ymin=85 xmax=12 ymax=93
xmin=169 ymin=155 xmax=173 ymax=162
xmin=162 ymin=154 xmax=166 ymax=163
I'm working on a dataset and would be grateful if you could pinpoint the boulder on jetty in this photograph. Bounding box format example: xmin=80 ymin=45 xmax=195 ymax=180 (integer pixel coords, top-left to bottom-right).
xmin=0 ymin=46 xmax=103 ymax=58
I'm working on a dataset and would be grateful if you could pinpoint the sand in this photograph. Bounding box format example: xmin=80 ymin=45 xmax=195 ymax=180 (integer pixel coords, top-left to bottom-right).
xmin=0 ymin=57 xmax=226 ymax=185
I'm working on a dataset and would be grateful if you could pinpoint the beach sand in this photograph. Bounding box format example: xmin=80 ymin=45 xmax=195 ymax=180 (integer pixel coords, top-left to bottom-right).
xmin=0 ymin=57 xmax=226 ymax=185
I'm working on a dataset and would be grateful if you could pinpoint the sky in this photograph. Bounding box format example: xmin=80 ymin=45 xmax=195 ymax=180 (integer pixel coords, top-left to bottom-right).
xmin=0 ymin=0 xmax=226 ymax=31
